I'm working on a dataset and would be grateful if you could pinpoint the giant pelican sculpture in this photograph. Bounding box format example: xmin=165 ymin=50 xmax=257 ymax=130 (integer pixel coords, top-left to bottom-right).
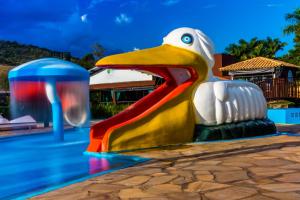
xmin=88 ymin=27 xmax=275 ymax=152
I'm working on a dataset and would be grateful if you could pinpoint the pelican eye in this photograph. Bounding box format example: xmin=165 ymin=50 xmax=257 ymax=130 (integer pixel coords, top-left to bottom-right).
xmin=181 ymin=34 xmax=193 ymax=45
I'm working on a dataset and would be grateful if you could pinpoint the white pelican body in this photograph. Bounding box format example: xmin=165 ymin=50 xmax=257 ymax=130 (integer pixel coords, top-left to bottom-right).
xmin=193 ymin=81 xmax=267 ymax=125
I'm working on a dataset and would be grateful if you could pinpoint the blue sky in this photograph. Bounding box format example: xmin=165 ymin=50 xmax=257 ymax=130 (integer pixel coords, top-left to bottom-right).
xmin=0 ymin=0 xmax=299 ymax=58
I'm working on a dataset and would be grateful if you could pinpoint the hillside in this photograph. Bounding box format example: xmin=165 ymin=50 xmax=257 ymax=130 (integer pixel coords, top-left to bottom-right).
xmin=0 ymin=40 xmax=82 ymax=90
xmin=0 ymin=40 xmax=79 ymax=66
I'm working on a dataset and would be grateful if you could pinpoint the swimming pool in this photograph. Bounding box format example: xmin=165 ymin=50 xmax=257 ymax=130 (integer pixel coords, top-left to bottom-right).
xmin=0 ymin=129 xmax=148 ymax=199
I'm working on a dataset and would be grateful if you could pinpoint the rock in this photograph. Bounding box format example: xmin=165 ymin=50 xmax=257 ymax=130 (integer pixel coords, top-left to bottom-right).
xmin=146 ymin=184 xmax=182 ymax=194
xmin=204 ymin=186 xmax=258 ymax=200
xmin=252 ymin=156 xmax=277 ymax=160
xmin=119 ymin=167 xmax=162 ymax=175
xmin=118 ymin=188 xmax=156 ymax=199
xmin=263 ymin=192 xmax=300 ymax=200
xmin=214 ymin=170 xmax=248 ymax=183
xmin=280 ymin=164 xmax=300 ymax=170
xmin=251 ymin=158 xmax=294 ymax=167
xmin=248 ymin=167 xmax=294 ymax=177
xmin=221 ymin=161 xmax=253 ymax=167
xmin=145 ymin=175 xmax=178 ymax=186
xmin=185 ymin=181 xmax=230 ymax=192
xmin=89 ymin=174 xmax=131 ymax=184
xmin=185 ymin=165 xmax=241 ymax=171
xmin=173 ymin=161 xmax=193 ymax=168
xmin=196 ymin=174 xmax=214 ymax=182
xmin=281 ymin=146 xmax=300 ymax=152
xmin=258 ymin=183 xmax=300 ymax=192
xmin=117 ymin=176 xmax=151 ymax=186
xmin=166 ymin=192 xmax=201 ymax=200
xmin=283 ymin=156 xmax=300 ymax=163
xmin=169 ymin=170 xmax=194 ymax=180
xmin=84 ymin=183 xmax=127 ymax=193
xmin=241 ymin=194 xmax=274 ymax=200
xmin=275 ymin=172 xmax=300 ymax=183
xmin=253 ymin=178 xmax=274 ymax=184
xmin=195 ymin=160 xmax=222 ymax=165
xmin=194 ymin=170 xmax=211 ymax=175
xmin=152 ymin=172 xmax=168 ymax=177
xmin=171 ymin=176 xmax=192 ymax=185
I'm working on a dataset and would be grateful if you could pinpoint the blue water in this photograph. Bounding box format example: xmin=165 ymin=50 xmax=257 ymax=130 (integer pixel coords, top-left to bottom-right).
xmin=0 ymin=129 xmax=148 ymax=200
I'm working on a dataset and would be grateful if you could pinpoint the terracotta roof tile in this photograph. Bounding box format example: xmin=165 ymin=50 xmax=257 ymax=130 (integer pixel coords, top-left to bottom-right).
xmin=220 ymin=57 xmax=298 ymax=71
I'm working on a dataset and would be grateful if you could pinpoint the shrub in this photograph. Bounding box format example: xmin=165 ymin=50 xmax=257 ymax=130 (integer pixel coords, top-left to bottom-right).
xmin=0 ymin=106 xmax=10 ymax=118
xmin=90 ymin=102 xmax=130 ymax=119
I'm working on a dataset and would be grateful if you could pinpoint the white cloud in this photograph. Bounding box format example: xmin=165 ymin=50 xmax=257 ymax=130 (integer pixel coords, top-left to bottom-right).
xmin=203 ymin=4 xmax=217 ymax=9
xmin=80 ymin=14 xmax=88 ymax=23
xmin=162 ymin=0 xmax=180 ymax=6
xmin=115 ymin=13 xmax=132 ymax=25
xmin=266 ymin=3 xmax=283 ymax=7
xmin=133 ymin=47 xmax=140 ymax=51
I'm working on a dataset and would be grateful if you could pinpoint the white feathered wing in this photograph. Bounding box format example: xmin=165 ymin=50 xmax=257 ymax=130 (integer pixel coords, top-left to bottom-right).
xmin=193 ymin=80 xmax=267 ymax=125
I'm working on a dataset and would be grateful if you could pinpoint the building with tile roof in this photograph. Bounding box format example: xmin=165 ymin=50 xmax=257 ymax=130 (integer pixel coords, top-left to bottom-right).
xmin=220 ymin=57 xmax=299 ymax=81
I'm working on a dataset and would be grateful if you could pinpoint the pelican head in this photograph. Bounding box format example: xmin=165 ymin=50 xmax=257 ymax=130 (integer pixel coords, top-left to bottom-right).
xmin=163 ymin=27 xmax=215 ymax=68
xmin=88 ymin=27 xmax=216 ymax=152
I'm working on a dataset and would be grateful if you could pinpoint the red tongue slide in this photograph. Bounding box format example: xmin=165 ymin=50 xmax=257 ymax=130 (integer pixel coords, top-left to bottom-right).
xmin=87 ymin=67 xmax=178 ymax=152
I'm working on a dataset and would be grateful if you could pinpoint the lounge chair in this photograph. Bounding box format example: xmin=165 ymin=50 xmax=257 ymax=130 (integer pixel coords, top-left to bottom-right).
xmin=0 ymin=115 xmax=38 ymax=131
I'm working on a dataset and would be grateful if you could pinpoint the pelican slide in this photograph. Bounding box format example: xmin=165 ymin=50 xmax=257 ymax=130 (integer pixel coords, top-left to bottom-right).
xmin=87 ymin=27 xmax=274 ymax=152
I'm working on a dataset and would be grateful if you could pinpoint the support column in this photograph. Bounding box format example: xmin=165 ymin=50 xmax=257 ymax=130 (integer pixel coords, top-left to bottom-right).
xmin=45 ymin=79 xmax=64 ymax=141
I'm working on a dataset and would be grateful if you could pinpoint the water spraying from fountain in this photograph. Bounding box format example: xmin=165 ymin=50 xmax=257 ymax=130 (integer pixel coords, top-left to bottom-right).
xmin=8 ymin=58 xmax=90 ymax=142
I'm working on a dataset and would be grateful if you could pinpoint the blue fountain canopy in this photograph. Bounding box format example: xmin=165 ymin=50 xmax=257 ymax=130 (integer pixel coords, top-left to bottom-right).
xmin=9 ymin=58 xmax=89 ymax=81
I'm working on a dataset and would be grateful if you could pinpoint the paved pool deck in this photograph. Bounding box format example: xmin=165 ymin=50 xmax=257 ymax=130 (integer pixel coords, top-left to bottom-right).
xmin=28 ymin=124 xmax=300 ymax=200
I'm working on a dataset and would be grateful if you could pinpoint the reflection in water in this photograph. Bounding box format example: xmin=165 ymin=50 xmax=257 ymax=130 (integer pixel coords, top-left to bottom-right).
xmin=89 ymin=157 xmax=110 ymax=174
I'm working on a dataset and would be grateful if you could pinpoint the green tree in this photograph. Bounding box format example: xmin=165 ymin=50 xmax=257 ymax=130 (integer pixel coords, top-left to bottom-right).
xmin=76 ymin=43 xmax=107 ymax=69
xmin=284 ymin=8 xmax=300 ymax=42
xmin=225 ymin=37 xmax=286 ymax=61
xmin=78 ymin=53 xmax=96 ymax=69
xmin=282 ymin=8 xmax=300 ymax=65
xmin=92 ymin=43 xmax=105 ymax=60
xmin=262 ymin=37 xmax=287 ymax=58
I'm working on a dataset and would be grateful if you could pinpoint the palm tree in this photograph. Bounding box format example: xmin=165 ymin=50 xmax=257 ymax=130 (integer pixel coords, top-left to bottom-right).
xmin=262 ymin=37 xmax=287 ymax=58
xmin=247 ymin=37 xmax=264 ymax=59
xmin=283 ymin=8 xmax=300 ymax=64
xmin=283 ymin=8 xmax=300 ymax=38
xmin=225 ymin=37 xmax=286 ymax=61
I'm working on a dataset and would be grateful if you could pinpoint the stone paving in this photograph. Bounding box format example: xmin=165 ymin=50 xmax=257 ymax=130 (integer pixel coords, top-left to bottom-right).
xmin=30 ymin=125 xmax=300 ymax=200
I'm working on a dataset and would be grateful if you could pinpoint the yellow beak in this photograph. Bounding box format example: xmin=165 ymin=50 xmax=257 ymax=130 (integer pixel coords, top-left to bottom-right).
xmin=96 ymin=44 xmax=206 ymax=70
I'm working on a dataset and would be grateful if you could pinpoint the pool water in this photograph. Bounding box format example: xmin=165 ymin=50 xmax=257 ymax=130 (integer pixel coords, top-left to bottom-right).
xmin=0 ymin=129 xmax=148 ymax=199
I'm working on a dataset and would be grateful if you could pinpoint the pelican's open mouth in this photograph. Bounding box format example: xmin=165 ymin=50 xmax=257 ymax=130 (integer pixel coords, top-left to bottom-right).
xmin=88 ymin=44 xmax=208 ymax=152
